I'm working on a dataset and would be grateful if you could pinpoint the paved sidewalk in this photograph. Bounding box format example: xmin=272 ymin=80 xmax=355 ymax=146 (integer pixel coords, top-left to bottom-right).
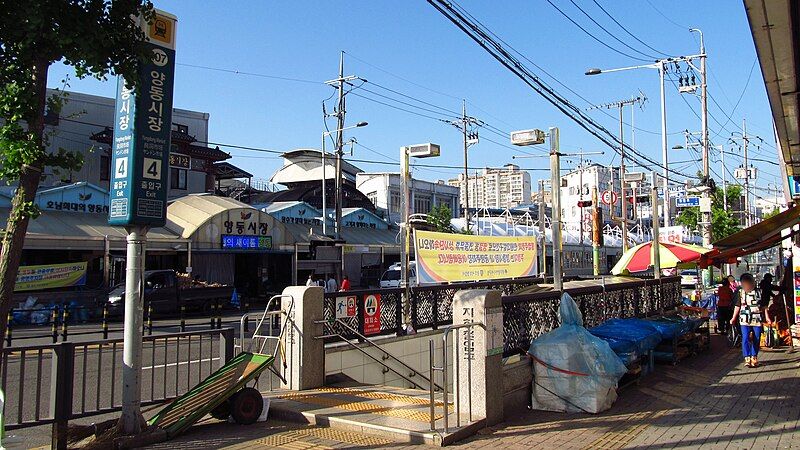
xmin=151 ymin=335 xmax=800 ymax=449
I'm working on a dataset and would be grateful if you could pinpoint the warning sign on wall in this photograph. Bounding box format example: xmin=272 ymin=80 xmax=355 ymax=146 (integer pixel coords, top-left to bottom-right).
xmin=363 ymin=294 xmax=381 ymax=336
xmin=335 ymin=296 xmax=357 ymax=319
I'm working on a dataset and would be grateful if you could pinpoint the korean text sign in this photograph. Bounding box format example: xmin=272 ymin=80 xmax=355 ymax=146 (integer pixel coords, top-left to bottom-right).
xmin=14 ymin=262 xmax=88 ymax=292
xmin=414 ymin=230 xmax=538 ymax=284
xmin=109 ymin=10 xmax=177 ymax=227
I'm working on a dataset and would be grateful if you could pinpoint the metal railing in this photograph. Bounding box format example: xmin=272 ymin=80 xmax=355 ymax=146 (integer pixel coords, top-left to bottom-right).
xmin=429 ymin=322 xmax=486 ymax=434
xmin=317 ymin=318 xmax=441 ymax=391
xmin=0 ymin=327 xmax=235 ymax=447
xmin=502 ymin=276 xmax=682 ymax=356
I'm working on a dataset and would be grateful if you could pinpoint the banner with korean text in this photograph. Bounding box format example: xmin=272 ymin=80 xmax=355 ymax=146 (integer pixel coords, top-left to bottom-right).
xmin=14 ymin=262 xmax=88 ymax=292
xmin=414 ymin=230 xmax=538 ymax=284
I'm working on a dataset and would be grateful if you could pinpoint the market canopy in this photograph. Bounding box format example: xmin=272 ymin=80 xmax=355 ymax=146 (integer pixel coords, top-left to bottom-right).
xmin=611 ymin=241 xmax=711 ymax=275
xmin=700 ymin=204 xmax=800 ymax=267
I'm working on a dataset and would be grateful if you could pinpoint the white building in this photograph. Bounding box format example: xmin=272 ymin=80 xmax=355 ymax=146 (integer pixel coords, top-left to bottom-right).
xmin=355 ymin=172 xmax=460 ymax=224
xmin=448 ymin=164 xmax=531 ymax=210
xmin=560 ymin=164 xmax=623 ymax=232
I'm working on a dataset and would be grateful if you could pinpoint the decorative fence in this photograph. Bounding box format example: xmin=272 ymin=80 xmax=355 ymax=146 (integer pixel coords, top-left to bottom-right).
xmin=502 ymin=276 xmax=682 ymax=356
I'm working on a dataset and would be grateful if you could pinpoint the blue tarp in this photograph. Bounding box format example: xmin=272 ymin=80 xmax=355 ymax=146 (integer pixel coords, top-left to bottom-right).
xmin=622 ymin=318 xmax=687 ymax=340
xmin=589 ymin=318 xmax=662 ymax=359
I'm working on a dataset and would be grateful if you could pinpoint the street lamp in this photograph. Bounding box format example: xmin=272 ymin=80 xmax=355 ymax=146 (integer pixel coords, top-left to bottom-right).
xmin=586 ymin=61 xmax=671 ymax=228
xmin=321 ymin=121 xmax=368 ymax=236
xmin=400 ymin=142 xmax=441 ymax=332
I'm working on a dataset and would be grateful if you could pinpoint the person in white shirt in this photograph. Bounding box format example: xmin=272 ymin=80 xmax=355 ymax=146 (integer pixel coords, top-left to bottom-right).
xmin=306 ymin=274 xmax=315 ymax=287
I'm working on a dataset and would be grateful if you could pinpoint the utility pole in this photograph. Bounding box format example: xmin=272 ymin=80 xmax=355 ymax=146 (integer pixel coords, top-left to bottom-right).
xmin=659 ymin=60 xmax=670 ymax=229
xmin=334 ymin=52 xmax=346 ymax=239
xmin=550 ymin=127 xmax=563 ymax=291
xmin=693 ymin=29 xmax=712 ymax=249
xmin=651 ymin=172 xmax=661 ymax=279
xmin=450 ymin=101 xmax=479 ymax=232
xmin=591 ymin=186 xmax=601 ymax=276
xmin=538 ymin=179 xmax=546 ymax=277
xmin=589 ymin=94 xmax=644 ymax=252
xmin=743 ymin=118 xmax=751 ymax=227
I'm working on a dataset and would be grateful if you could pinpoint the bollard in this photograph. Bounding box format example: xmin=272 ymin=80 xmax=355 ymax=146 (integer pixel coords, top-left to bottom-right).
xmin=180 ymin=305 xmax=186 ymax=332
xmin=243 ymin=299 xmax=250 ymax=332
xmin=209 ymin=302 xmax=215 ymax=328
xmin=102 ymin=303 xmax=109 ymax=340
xmin=51 ymin=308 xmax=58 ymax=343
xmin=5 ymin=311 xmax=12 ymax=347
xmin=61 ymin=308 xmax=69 ymax=342
xmin=147 ymin=304 xmax=153 ymax=336
xmin=216 ymin=299 xmax=222 ymax=329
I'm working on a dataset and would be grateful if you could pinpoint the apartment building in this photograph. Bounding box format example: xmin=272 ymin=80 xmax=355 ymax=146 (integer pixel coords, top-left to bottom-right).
xmin=448 ymin=164 xmax=531 ymax=211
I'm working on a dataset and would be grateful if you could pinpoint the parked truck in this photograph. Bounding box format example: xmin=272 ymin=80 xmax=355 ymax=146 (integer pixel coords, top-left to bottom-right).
xmin=106 ymin=270 xmax=234 ymax=316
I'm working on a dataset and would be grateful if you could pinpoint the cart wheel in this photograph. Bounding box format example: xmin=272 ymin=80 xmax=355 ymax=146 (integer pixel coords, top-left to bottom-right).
xmin=231 ymin=387 xmax=263 ymax=425
xmin=210 ymin=399 xmax=231 ymax=420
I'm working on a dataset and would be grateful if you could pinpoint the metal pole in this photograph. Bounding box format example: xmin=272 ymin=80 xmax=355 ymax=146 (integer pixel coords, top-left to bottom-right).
xmin=321 ymin=132 xmax=328 ymax=236
xmin=550 ymin=128 xmax=563 ymax=291
xmin=699 ymin=32 xmax=712 ymax=249
xmin=743 ymin=119 xmax=751 ymax=227
xmin=400 ymin=147 xmax=412 ymax=330
xmin=659 ymin=61 xmax=670 ymax=228
xmin=462 ymin=100 xmax=470 ymax=232
xmin=720 ymin=145 xmax=727 ymax=210
xmin=539 ymin=179 xmax=546 ymax=277
xmin=651 ymin=173 xmax=661 ymax=279
xmin=619 ymin=103 xmax=629 ymax=252
xmin=592 ymin=186 xmax=600 ymax=276
xmin=334 ymin=51 xmax=346 ymax=239
xmin=121 ymin=226 xmax=146 ymax=433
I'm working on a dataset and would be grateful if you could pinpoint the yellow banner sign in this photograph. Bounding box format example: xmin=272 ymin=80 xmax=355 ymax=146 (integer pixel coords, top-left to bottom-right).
xmin=15 ymin=262 xmax=88 ymax=292
xmin=414 ymin=230 xmax=537 ymax=284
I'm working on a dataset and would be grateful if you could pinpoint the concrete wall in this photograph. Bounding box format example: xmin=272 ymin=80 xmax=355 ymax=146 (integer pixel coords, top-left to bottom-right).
xmin=502 ymin=355 xmax=533 ymax=418
xmin=324 ymin=329 xmax=454 ymax=391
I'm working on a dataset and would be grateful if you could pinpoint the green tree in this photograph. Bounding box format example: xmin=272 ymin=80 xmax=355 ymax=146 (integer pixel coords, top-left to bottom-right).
xmin=427 ymin=203 xmax=454 ymax=233
xmin=762 ymin=206 xmax=780 ymax=220
xmin=676 ymin=184 xmax=742 ymax=241
xmin=0 ymin=0 xmax=154 ymax=353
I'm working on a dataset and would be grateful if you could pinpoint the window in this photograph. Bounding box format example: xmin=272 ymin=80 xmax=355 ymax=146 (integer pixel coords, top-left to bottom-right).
xmin=366 ymin=191 xmax=378 ymax=208
xmin=100 ymin=155 xmax=110 ymax=181
xmin=170 ymin=167 xmax=187 ymax=190
xmin=414 ymin=195 xmax=431 ymax=214
xmin=390 ymin=191 xmax=401 ymax=213
xmin=172 ymin=123 xmax=189 ymax=134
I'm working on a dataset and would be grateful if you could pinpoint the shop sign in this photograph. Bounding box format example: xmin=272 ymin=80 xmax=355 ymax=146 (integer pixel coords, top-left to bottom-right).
xmin=169 ymin=152 xmax=190 ymax=169
xmin=221 ymin=235 xmax=272 ymax=250
xmin=335 ymin=296 xmax=357 ymax=319
xmin=413 ymin=230 xmax=538 ymax=284
xmin=109 ymin=9 xmax=177 ymax=227
xmin=363 ymin=294 xmax=381 ymax=335
xmin=223 ymin=211 xmax=269 ymax=235
xmin=658 ymin=226 xmax=685 ymax=243
xmin=44 ymin=201 xmax=109 ymax=214
xmin=14 ymin=262 xmax=87 ymax=292
xmin=280 ymin=216 xmax=321 ymax=225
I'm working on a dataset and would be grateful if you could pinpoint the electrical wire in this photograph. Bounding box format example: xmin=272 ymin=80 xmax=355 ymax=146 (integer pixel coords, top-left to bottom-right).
xmin=567 ymin=0 xmax=660 ymax=60
xmin=589 ymin=0 xmax=673 ymax=58
xmin=176 ymin=62 xmax=324 ymax=85
xmin=543 ymin=0 xmax=654 ymax=62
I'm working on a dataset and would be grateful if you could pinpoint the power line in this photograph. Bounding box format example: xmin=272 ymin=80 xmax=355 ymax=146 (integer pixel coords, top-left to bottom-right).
xmin=644 ymin=0 xmax=689 ymax=30
xmin=176 ymin=62 xmax=324 ymax=85
xmin=567 ymin=0 xmax=659 ymax=60
xmin=589 ymin=0 xmax=672 ymax=58
xmin=543 ymin=0 xmax=653 ymax=62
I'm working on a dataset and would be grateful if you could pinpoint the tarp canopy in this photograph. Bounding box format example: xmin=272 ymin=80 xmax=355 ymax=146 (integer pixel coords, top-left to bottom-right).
xmin=700 ymin=204 xmax=800 ymax=267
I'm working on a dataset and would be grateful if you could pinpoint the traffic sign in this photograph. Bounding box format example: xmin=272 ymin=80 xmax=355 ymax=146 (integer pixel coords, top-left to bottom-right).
xmin=676 ymin=197 xmax=700 ymax=208
xmin=601 ymin=190 xmax=618 ymax=205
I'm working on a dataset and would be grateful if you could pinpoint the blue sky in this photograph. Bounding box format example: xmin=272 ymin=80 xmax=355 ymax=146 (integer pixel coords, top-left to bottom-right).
xmin=48 ymin=0 xmax=783 ymax=199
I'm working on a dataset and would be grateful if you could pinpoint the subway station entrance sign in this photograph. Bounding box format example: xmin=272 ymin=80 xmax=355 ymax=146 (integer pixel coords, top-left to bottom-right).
xmin=109 ymin=10 xmax=177 ymax=227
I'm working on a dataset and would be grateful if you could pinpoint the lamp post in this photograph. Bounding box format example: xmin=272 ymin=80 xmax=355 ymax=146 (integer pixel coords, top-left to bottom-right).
xmin=321 ymin=121 xmax=368 ymax=236
xmin=586 ymin=61 xmax=671 ymax=228
xmin=400 ymin=143 xmax=441 ymax=331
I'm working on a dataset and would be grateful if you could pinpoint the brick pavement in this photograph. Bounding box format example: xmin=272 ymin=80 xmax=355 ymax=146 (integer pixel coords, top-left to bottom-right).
xmin=151 ymin=335 xmax=799 ymax=449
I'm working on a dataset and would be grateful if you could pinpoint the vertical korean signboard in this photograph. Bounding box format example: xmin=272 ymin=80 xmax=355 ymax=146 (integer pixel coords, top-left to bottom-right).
xmin=109 ymin=10 xmax=177 ymax=227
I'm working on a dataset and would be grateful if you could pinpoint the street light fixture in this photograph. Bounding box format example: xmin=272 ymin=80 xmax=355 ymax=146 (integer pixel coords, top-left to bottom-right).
xmin=321 ymin=121 xmax=368 ymax=236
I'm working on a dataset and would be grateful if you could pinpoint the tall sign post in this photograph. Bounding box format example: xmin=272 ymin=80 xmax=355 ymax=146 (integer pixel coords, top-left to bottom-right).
xmin=108 ymin=9 xmax=177 ymax=434
xmin=549 ymin=128 xmax=563 ymax=291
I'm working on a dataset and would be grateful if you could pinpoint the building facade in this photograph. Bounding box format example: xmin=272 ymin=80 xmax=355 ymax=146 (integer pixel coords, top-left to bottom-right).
xmin=355 ymin=172 xmax=460 ymax=225
xmin=448 ymin=164 xmax=531 ymax=211
xmin=560 ymin=164 xmax=622 ymax=231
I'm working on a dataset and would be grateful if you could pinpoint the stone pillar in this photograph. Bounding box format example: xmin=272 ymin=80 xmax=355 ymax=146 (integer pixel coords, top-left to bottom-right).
xmin=281 ymin=285 xmax=325 ymax=390
xmin=451 ymin=289 xmax=504 ymax=426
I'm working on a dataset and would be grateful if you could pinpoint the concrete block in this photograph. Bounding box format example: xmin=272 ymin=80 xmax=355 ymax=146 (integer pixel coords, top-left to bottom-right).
xmin=281 ymin=286 xmax=325 ymax=390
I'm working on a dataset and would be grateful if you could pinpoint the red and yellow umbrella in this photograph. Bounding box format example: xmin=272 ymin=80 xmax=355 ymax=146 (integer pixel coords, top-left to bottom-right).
xmin=611 ymin=241 xmax=711 ymax=275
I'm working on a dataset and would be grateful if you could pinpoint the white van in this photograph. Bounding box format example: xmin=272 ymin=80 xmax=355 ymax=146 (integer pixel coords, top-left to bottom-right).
xmin=380 ymin=262 xmax=416 ymax=288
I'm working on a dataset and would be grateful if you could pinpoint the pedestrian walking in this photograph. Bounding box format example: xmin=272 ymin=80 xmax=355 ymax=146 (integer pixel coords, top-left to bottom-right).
xmin=306 ymin=274 xmax=315 ymax=287
xmin=326 ymin=274 xmax=338 ymax=293
xmin=730 ymin=273 xmax=769 ymax=367
xmin=339 ymin=275 xmax=351 ymax=291
xmin=717 ymin=278 xmax=734 ymax=335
